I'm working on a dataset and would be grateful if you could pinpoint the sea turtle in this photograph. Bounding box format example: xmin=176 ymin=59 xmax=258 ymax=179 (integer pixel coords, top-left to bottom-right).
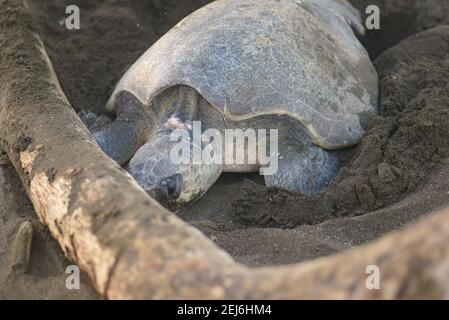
xmin=82 ymin=0 xmax=378 ymax=210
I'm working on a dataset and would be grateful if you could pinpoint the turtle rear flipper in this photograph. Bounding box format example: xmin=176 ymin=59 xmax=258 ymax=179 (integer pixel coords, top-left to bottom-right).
xmin=264 ymin=141 xmax=339 ymax=195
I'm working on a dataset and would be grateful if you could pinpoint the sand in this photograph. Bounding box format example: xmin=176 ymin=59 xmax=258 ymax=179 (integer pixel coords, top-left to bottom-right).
xmin=0 ymin=153 xmax=98 ymax=299
xmin=1 ymin=0 xmax=449 ymax=299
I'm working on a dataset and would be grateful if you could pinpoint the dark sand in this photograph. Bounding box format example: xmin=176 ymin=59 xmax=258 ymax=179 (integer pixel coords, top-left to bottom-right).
xmin=1 ymin=0 xmax=449 ymax=299
xmin=0 ymin=154 xmax=98 ymax=299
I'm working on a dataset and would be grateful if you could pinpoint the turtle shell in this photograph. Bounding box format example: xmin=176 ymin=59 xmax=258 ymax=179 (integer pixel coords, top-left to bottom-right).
xmin=106 ymin=0 xmax=378 ymax=149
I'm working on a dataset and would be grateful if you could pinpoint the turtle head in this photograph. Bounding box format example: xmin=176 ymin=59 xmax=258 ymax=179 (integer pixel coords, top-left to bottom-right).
xmin=127 ymin=127 xmax=221 ymax=211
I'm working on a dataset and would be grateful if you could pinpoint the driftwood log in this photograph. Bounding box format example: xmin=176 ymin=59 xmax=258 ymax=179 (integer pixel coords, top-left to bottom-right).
xmin=1 ymin=0 xmax=449 ymax=299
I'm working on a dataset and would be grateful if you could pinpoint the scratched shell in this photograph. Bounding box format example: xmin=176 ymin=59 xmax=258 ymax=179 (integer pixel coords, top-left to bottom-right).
xmin=106 ymin=0 xmax=378 ymax=149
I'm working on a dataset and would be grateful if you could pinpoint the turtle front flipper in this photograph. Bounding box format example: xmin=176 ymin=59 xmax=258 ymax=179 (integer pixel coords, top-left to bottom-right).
xmin=264 ymin=141 xmax=339 ymax=195
xmin=85 ymin=91 xmax=154 ymax=165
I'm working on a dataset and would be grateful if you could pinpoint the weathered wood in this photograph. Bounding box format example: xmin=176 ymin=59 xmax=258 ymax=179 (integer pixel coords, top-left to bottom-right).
xmin=1 ymin=0 xmax=449 ymax=299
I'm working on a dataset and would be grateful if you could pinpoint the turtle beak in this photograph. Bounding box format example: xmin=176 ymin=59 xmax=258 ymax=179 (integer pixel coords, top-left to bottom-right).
xmin=146 ymin=187 xmax=181 ymax=212
xmin=147 ymin=187 xmax=169 ymax=207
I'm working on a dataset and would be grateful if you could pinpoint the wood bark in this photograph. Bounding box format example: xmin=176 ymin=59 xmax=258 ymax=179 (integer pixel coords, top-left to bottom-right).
xmin=1 ymin=0 xmax=449 ymax=299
